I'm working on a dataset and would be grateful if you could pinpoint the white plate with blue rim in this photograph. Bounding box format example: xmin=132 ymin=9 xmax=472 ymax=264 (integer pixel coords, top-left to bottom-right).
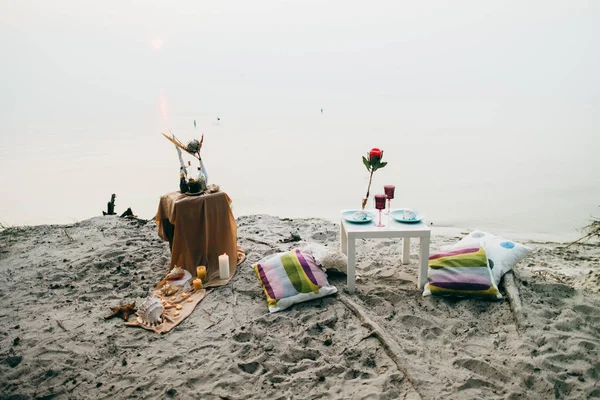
xmin=342 ymin=210 xmax=375 ymax=223
xmin=391 ymin=209 xmax=424 ymax=223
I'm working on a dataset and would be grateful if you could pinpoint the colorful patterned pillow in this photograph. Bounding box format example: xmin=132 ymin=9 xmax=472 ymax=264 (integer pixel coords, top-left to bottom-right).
xmin=253 ymin=249 xmax=338 ymax=313
xmin=423 ymin=247 xmax=502 ymax=299
xmin=452 ymin=230 xmax=532 ymax=286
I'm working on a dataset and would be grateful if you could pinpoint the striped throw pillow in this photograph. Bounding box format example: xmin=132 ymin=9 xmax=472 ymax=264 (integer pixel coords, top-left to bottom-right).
xmin=254 ymin=249 xmax=338 ymax=313
xmin=423 ymin=247 xmax=502 ymax=299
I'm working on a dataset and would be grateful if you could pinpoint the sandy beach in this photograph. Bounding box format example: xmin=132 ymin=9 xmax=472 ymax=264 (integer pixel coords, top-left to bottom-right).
xmin=0 ymin=215 xmax=599 ymax=399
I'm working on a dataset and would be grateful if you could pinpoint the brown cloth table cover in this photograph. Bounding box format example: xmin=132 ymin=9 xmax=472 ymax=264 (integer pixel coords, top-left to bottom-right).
xmin=155 ymin=191 xmax=241 ymax=288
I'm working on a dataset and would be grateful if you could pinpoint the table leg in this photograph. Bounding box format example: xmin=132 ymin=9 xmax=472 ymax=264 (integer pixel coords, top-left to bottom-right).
xmin=340 ymin=222 xmax=348 ymax=255
xmin=418 ymin=236 xmax=430 ymax=289
xmin=347 ymin=237 xmax=356 ymax=294
xmin=402 ymin=237 xmax=410 ymax=264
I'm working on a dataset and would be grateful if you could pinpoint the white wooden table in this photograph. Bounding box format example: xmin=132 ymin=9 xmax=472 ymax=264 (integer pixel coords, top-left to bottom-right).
xmin=340 ymin=212 xmax=431 ymax=293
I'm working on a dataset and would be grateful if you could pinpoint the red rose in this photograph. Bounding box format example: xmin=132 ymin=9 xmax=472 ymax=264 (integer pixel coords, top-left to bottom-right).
xmin=369 ymin=148 xmax=382 ymax=164
xmin=360 ymin=147 xmax=388 ymax=209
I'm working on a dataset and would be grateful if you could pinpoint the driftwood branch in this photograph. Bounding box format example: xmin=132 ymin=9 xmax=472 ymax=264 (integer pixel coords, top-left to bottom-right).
xmin=567 ymin=218 xmax=600 ymax=247
xmin=503 ymin=271 xmax=527 ymax=336
xmin=120 ymin=208 xmax=134 ymax=218
xmin=244 ymin=237 xmax=276 ymax=247
xmin=63 ymin=229 xmax=74 ymax=241
xmin=339 ymin=293 xmax=422 ymax=399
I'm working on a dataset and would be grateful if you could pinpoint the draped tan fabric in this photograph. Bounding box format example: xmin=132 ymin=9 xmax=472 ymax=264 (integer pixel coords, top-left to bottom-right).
xmin=155 ymin=191 xmax=244 ymax=288
xmin=124 ymin=288 xmax=212 ymax=334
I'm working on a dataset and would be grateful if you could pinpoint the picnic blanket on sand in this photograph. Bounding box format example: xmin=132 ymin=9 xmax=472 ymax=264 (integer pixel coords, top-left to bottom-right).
xmin=124 ymin=287 xmax=213 ymax=334
xmin=125 ymin=247 xmax=246 ymax=333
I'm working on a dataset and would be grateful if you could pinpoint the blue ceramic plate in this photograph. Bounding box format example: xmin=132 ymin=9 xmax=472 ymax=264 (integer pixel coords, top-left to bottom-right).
xmin=391 ymin=209 xmax=424 ymax=223
xmin=342 ymin=210 xmax=375 ymax=223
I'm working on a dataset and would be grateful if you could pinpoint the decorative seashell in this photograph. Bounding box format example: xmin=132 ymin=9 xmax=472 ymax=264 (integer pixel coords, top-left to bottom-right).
xmin=206 ymin=184 xmax=220 ymax=193
xmin=136 ymin=295 xmax=164 ymax=326
xmin=352 ymin=211 xmax=368 ymax=221
xmin=166 ymin=266 xmax=185 ymax=281
xmin=403 ymin=210 xmax=417 ymax=221
xmin=163 ymin=302 xmax=175 ymax=309
xmin=161 ymin=283 xmax=179 ymax=297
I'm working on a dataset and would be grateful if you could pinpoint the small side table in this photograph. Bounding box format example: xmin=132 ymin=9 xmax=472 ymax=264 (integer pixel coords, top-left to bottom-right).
xmin=340 ymin=213 xmax=431 ymax=293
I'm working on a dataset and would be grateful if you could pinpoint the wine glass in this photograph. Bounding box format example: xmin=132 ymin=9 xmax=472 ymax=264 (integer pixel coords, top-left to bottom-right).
xmin=383 ymin=185 xmax=395 ymax=215
xmin=374 ymin=194 xmax=387 ymax=227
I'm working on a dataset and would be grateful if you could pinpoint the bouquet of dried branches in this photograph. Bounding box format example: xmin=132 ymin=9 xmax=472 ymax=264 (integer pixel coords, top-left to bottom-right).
xmin=161 ymin=131 xmax=204 ymax=161
xmin=161 ymin=125 xmax=209 ymax=193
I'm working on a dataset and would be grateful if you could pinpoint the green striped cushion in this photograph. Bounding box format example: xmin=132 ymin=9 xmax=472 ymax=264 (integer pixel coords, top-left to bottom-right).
xmin=423 ymin=247 xmax=502 ymax=299
xmin=253 ymin=249 xmax=338 ymax=313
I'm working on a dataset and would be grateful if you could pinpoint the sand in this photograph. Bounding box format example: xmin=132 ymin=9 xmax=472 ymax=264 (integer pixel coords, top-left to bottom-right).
xmin=0 ymin=214 xmax=599 ymax=399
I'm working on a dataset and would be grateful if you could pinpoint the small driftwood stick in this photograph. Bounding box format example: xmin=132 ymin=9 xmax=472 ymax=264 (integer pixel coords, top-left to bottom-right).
xmin=161 ymin=132 xmax=187 ymax=150
xmin=245 ymin=237 xmax=276 ymax=248
xmin=503 ymin=271 xmax=526 ymax=336
xmin=63 ymin=229 xmax=74 ymax=241
xmin=339 ymin=294 xmax=422 ymax=399
xmin=119 ymin=208 xmax=134 ymax=218
xmin=56 ymin=319 xmax=68 ymax=331
xmin=231 ymin=281 xmax=237 ymax=306
xmin=102 ymin=194 xmax=116 ymax=216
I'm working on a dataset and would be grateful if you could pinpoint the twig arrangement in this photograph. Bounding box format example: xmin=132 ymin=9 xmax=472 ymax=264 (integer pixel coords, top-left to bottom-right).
xmin=161 ymin=131 xmax=204 ymax=161
xmin=568 ymin=210 xmax=600 ymax=247
xmin=161 ymin=127 xmax=210 ymax=194
xmin=531 ymin=269 xmax=567 ymax=284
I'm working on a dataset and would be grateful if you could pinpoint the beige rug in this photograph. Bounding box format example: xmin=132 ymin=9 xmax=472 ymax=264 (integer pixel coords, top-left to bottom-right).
xmin=124 ymin=248 xmax=245 ymax=333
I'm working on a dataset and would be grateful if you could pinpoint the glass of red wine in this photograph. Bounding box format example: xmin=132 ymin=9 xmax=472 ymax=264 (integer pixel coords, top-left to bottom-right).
xmin=374 ymin=194 xmax=387 ymax=227
xmin=383 ymin=185 xmax=395 ymax=215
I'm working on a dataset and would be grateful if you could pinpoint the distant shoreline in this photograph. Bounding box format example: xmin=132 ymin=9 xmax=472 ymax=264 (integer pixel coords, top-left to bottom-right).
xmin=0 ymin=213 xmax=586 ymax=245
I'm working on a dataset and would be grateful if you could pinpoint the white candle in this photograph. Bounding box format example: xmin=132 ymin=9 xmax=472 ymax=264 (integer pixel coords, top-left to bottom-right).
xmin=218 ymin=253 xmax=230 ymax=280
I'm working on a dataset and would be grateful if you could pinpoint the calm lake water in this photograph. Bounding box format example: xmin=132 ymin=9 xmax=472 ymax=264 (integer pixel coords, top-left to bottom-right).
xmin=1 ymin=1 xmax=599 ymax=242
